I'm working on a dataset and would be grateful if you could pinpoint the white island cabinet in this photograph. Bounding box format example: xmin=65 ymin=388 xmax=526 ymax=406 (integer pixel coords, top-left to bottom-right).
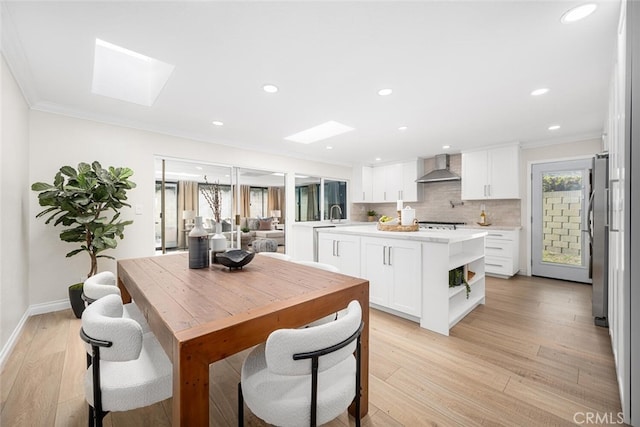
xmin=361 ymin=237 xmax=421 ymax=317
xmin=316 ymin=225 xmax=487 ymax=336
xmin=317 ymin=232 xmax=361 ymax=277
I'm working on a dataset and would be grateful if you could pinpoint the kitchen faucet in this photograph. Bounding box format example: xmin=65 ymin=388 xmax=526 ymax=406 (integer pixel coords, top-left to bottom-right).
xmin=329 ymin=204 xmax=343 ymax=223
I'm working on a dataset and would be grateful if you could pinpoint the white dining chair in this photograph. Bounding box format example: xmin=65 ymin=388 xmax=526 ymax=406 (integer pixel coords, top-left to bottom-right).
xmin=80 ymin=294 xmax=172 ymax=427
xmin=238 ymin=300 xmax=364 ymax=427
xmin=256 ymin=252 xmax=292 ymax=261
xmin=291 ymin=260 xmax=340 ymax=273
xmin=82 ymin=271 xmax=150 ymax=332
xmin=291 ymin=260 xmax=344 ymax=326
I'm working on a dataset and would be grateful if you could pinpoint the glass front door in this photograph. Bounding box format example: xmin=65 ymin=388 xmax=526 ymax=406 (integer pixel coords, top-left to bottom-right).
xmin=531 ymin=159 xmax=592 ymax=283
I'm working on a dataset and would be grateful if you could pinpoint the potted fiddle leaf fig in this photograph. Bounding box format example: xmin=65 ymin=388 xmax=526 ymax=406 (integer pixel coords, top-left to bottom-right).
xmin=31 ymin=161 xmax=136 ymax=317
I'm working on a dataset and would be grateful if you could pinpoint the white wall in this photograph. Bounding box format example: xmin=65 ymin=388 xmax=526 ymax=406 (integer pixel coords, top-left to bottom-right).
xmin=28 ymin=110 xmax=351 ymax=305
xmin=1 ymin=56 xmax=30 ymax=351
xmin=519 ymin=137 xmax=602 ymax=274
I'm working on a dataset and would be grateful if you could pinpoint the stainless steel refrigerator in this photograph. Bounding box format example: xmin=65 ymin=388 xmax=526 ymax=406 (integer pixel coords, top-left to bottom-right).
xmin=590 ymin=153 xmax=609 ymax=327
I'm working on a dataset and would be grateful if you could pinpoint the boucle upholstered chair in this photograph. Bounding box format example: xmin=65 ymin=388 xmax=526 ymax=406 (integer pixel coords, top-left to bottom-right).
xmin=82 ymin=271 xmax=150 ymax=333
xmin=290 ymin=261 xmax=344 ymax=326
xmin=80 ymin=294 xmax=172 ymax=427
xmin=238 ymin=300 xmax=364 ymax=427
xmin=256 ymin=252 xmax=292 ymax=261
xmin=291 ymin=260 xmax=340 ymax=273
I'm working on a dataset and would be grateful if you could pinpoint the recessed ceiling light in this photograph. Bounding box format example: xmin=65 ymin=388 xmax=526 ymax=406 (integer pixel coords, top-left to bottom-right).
xmin=531 ymin=88 xmax=549 ymax=96
xmin=284 ymin=120 xmax=354 ymax=144
xmin=398 ymin=126 xmax=408 ymax=131
xmin=212 ymin=121 xmax=224 ymax=126
xmin=263 ymin=84 xmax=278 ymax=93
xmin=548 ymin=125 xmax=561 ymax=131
xmin=326 ymin=146 xmax=333 ymax=150
xmin=92 ymin=38 xmax=175 ymax=106
xmin=561 ymin=4 xmax=597 ymax=23
xmin=378 ymin=88 xmax=393 ymax=96
xmin=375 ymin=157 xmax=382 ymax=161
xmin=442 ymin=145 xmax=451 ymax=149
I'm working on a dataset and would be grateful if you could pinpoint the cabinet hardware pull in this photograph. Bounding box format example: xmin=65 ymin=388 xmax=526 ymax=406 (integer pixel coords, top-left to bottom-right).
xmin=487 ymin=233 xmax=503 ymax=237
xmin=382 ymin=246 xmax=387 ymax=265
xmin=388 ymin=247 xmax=392 ymax=266
xmin=332 ymin=240 xmax=336 ymax=257
xmin=336 ymin=240 xmax=340 ymax=257
xmin=486 ymin=246 xmax=503 ymax=250
xmin=486 ymin=263 xmax=503 ymax=267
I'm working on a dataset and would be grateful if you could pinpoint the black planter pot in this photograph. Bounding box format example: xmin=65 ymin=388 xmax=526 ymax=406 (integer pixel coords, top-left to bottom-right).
xmin=68 ymin=283 xmax=85 ymax=319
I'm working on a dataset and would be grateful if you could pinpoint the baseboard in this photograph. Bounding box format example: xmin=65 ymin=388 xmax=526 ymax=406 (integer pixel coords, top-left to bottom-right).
xmin=0 ymin=299 xmax=71 ymax=369
xmin=27 ymin=298 xmax=70 ymax=316
xmin=0 ymin=309 xmax=30 ymax=370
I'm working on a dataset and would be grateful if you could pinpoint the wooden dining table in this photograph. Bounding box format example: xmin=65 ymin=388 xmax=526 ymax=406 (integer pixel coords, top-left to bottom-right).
xmin=117 ymin=252 xmax=370 ymax=426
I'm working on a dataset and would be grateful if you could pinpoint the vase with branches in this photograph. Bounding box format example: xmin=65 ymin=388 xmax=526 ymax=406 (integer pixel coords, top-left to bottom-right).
xmin=200 ymin=176 xmax=221 ymax=223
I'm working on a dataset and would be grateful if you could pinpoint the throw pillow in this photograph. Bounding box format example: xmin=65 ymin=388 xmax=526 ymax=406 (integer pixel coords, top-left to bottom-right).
xmin=247 ymin=218 xmax=260 ymax=230
xmin=258 ymin=218 xmax=273 ymax=230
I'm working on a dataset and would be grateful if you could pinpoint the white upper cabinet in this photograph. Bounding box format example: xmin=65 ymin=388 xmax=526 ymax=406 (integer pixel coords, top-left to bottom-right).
xmin=461 ymin=144 xmax=520 ymax=200
xmin=352 ymin=165 xmax=373 ymax=202
xmin=352 ymin=159 xmax=423 ymax=203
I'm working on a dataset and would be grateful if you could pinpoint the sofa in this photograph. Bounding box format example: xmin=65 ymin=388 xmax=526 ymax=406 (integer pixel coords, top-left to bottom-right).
xmin=220 ymin=217 xmax=285 ymax=249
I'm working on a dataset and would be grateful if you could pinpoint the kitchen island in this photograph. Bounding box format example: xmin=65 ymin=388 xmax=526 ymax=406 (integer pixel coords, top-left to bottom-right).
xmin=316 ymin=225 xmax=487 ymax=336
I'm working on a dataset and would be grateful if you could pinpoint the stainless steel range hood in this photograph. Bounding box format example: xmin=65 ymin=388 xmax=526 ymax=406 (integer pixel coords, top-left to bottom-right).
xmin=416 ymin=154 xmax=461 ymax=183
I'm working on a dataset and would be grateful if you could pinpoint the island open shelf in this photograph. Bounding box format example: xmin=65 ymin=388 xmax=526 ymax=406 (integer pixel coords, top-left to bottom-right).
xmin=421 ymin=235 xmax=486 ymax=336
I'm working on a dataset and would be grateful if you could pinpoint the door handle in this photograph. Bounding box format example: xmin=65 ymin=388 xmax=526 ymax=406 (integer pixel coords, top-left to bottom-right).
xmin=610 ymin=179 xmax=619 ymax=232
xmin=605 ymin=187 xmax=610 ymax=227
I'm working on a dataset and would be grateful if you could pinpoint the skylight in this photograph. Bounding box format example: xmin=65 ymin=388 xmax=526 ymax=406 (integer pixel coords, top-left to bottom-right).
xmin=284 ymin=121 xmax=354 ymax=144
xmin=92 ymin=39 xmax=175 ymax=106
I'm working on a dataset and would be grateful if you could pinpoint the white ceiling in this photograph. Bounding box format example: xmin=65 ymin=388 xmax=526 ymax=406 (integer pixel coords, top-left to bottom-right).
xmin=2 ymin=1 xmax=620 ymax=167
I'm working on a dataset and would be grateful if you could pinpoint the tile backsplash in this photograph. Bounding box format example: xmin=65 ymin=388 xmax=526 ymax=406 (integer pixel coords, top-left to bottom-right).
xmin=351 ymin=154 xmax=522 ymax=226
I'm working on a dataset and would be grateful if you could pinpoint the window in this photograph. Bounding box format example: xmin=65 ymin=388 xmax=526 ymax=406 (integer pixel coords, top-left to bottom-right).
xmin=324 ymin=180 xmax=347 ymax=220
xmin=154 ymin=181 xmax=178 ymax=249
xmin=250 ymin=187 xmax=269 ymax=218
xmin=295 ymin=177 xmax=347 ymax=222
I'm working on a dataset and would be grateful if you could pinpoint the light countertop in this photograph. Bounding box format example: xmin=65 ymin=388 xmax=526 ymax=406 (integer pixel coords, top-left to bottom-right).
xmin=458 ymin=225 xmax=522 ymax=231
xmin=291 ymin=221 xmax=371 ymax=228
xmin=317 ymin=224 xmax=487 ymax=243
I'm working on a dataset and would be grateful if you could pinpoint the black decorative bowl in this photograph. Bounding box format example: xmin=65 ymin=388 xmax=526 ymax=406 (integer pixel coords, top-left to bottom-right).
xmin=215 ymin=250 xmax=255 ymax=270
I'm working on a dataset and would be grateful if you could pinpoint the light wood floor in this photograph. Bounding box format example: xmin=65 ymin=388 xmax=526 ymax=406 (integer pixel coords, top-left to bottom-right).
xmin=1 ymin=275 xmax=623 ymax=426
